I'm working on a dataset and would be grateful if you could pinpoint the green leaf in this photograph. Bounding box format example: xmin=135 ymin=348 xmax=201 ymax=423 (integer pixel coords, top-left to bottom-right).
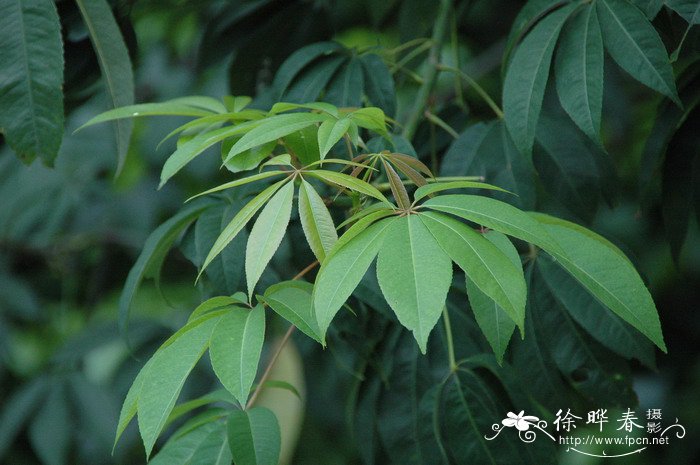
xmin=269 ymin=102 xmax=339 ymax=117
xmin=348 ymin=107 xmax=388 ymax=135
xmin=317 ymin=118 xmax=352 ymax=159
xmin=298 ymin=178 xmax=338 ymax=262
xmin=441 ymin=121 xmax=536 ymax=209
xmin=533 ymin=114 xmax=602 ymax=222
xmin=149 ymin=421 xmax=231 ymax=465
xmin=466 ymin=231 xmax=522 ymax=363
xmin=210 ymin=306 xmax=266 ymax=406
xmin=138 ymin=315 xmax=222 ymax=457
xmin=245 ymin=182 xmax=294 ymax=297
xmin=161 ymin=121 xmax=261 ymax=188
xmin=361 ymin=53 xmax=397 ymax=117
xmin=537 ymin=255 xmax=656 ymax=367
xmin=272 ymin=41 xmax=344 ymax=96
xmin=166 ymin=390 xmax=237 ymax=428
xmin=313 ymin=218 xmax=395 ymax=342
xmin=188 ymin=171 xmax=286 ymax=202
xmin=597 ymin=0 xmax=680 ymax=104
xmin=75 ymin=0 xmax=135 ymax=175
xmin=376 ymin=215 xmax=453 ymax=353
xmin=535 ymin=221 xmax=666 ymax=351
xmin=119 ymin=200 xmax=215 ymax=339
xmin=0 ymin=0 xmax=63 ymax=165
xmin=305 ymin=170 xmax=391 ymax=205
xmin=0 ymin=378 xmax=49 ymax=459
xmin=326 ymin=58 xmax=365 ymax=107
xmin=555 ymin=4 xmax=604 ymax=142
xmin=423 ymin=194 xmax=563 ymax=254
xmin=201 ymin=179 xmax=288 ymax=277
xmin=224 ymin=113 xmax=329 ymax=164
xmin=503 ymin=5 xmax=577 ymax=155
xmin=283 ymin=56 xmax=348 ymax=104
xmin=262 ymin=281 xmax=321 ymax=342
xmin=227 ymin=407 xmax=281 ymax=465
xmin=223 ymin=140 xmax=277 ymax=173
xmin=114 ymin=360 xmax=151 ymax=450
xmin=282 ymin=124 xmax=321 ymax=165
xmin=420 ymin=212 xmax=526 ymax=331
xmin=667 ymin=0 xmax=700 ymax=23
xmin=28 ymin=382 xmax=71 ymax=465
xmin=78 ymin=101 xmax=215 ymax=130
xmin=414 ymin=181 xmax=510 ymax=202
xmin=503 ymin=3 xmax=577 ymax=155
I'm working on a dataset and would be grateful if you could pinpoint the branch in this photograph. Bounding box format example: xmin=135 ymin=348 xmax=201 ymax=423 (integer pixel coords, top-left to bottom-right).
xmin=401 ymin=0 xmax=453 ymax=141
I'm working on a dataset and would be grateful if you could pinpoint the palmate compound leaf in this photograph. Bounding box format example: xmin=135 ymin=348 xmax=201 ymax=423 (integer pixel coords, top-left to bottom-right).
xmin=555 ymin=3 xmax=604 ymax=142
xmin=298 ymin=178 xmax=338 ymax=263
xmin=209 ymin=306 xmax=265 ymax=406
xmin=597 ymin=0 xmax=680 ymax=105
xmin=376 ymin=215 xmax=453 ymax=353
xmin=503 ymin=2 xmax=578 ymax=156
xmin=227 ymin=407 xmax=281 ymax=465
xmin=245 ymin=181 xmax=295 ymax=298
xmin=0 ymin=0 xmax=63 ymax=166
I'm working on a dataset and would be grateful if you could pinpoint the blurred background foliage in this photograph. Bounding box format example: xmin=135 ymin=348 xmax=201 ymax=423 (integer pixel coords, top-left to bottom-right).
xmin=0 ymin=0 xmax=699 ymax=464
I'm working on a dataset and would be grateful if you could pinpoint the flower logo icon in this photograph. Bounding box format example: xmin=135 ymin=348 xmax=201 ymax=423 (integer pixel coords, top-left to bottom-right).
xmin=502 ymin=411 xmax=539 ymax=431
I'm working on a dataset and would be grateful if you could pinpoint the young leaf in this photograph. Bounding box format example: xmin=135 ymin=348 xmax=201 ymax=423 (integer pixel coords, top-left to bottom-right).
xmin=597 ymin=0 xmax=680 ymax=105
xmin=224 ymin=113 xmax=329 ymax=164
xmin=298 ymin=178 xmax=338 ymax=262
xmin=535 ymin=221 xmax=666 ymax=351
xmin=245 ymin=182 xmax=295 ymax=297
xmin=227 ymin=407 xmax=281 ymax=465
xmin=305 ymin=170 xmax=391 ymax=205
xmin=381 ymin=159 xmax=411 ymax=210
xmin=503 ymin=3 xmax=578 ymax=155
xmin=223 ymin=140 xmax=277 ymax=173
xmin=201 ymin=179 xmax=288 ymax=277
xmin=413 ymin=180 xmax=510 ymax=202
xmin=376 ymin=215 xmax=453 ymax=353
xmin=361 ymin=53 xmax=397 ymax=117
xmin=210 ymin=306 xmax=266 ymax=406
xmin=119 ymin=200 xmax=216 ymax=339
xmin=420 ymin=212 xmax=526 ymax=332
xmin=138 ymin=315 xmax=222 ymax=457
xmin=317 ymin=118 xmax=352 ymax=159
xmin=0 ymin=0 xmax=63 ymax=165
xmin=422 ymin=194 xmax=563 ymax=254
xmin=262 ymin=281 xmax=322 ymax=343
xmin=555 ymin=4 xmax=604 ymax=142
xmin=348 ymin=107 xmax=388 ymax=135
xmin=75 ymin=0 xmax=135 ymax=175
xmin=313 ymin=218 xmax=395 ymax=342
